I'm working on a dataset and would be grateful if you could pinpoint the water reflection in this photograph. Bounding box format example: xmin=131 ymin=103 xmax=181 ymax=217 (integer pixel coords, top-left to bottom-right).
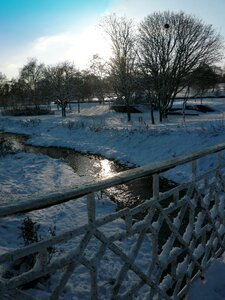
xmin=0 ymin=132 xmax=176 ymax=208
xmin=99 ymin=159 xmax=115 ymax=178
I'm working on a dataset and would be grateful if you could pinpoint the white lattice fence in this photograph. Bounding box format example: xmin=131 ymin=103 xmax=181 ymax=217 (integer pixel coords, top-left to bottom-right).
xmin=0 ymin=144 xmax=225 ymax=299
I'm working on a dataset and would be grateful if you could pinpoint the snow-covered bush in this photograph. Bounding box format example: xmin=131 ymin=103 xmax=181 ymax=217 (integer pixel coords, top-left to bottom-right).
xmin=62 ymin=120 xmax=85 ymax=130
xmin=197 ymin=119 xmax=225 ymax=136
xmin=2 ymin=217 xmax=56 ymax=288
xmin=18 ymin=118 xmax=41 ymax=128
xmin=0 ymin=137 xmax=15 ymax=156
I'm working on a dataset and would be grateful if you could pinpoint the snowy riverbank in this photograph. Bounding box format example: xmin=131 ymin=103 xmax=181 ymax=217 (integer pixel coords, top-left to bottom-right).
xmin=1 ymin=99 xmax=225 ymax=299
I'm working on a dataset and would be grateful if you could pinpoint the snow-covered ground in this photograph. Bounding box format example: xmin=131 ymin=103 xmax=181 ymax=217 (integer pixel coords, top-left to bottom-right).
xmin=0 ymin=98 xmax=225 ymax=299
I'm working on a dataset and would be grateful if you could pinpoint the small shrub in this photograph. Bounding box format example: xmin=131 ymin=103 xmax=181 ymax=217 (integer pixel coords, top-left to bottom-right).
xmin=89 ymin=124 xmax=103 ymax=132
xmin=18 ymin=118 xmax=41 ymax=128
xmin=18 ymin=217 xmax=56 ymax=266
xmin=88 ymin=120 xmax=106 ymax=132
xmin=2 ymin=217 xmax=56 ymax=289
xmin=67 ymin=120 xmax=75 ymax=130
xmin=15 ymin=217 xmax=41 ymax=269
xmin=197 ymin=119 xmax=225 ymax=136
xmin=0 ymin=137 xmax=15 ymax=156
xmin=62 ymin=120 xmax=75 ymax=130
xmin=62 ymin=120 xmax=86 ymax=130
xmin=19 ymin=217 xmax=41 ymax=246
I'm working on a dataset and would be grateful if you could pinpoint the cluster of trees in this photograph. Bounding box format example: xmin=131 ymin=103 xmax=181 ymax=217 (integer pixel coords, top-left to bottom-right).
xmin=0 ymin=11 xmax=224 ymax=121
xmin=101 ymin=11 xmax=224 ymax=123
xmin=0 ymin=56 xmax=113 ymax=117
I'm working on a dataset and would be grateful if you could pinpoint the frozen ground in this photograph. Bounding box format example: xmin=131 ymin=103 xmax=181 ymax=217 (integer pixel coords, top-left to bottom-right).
xmin=0 ymin=98 xmax=225 ymax=299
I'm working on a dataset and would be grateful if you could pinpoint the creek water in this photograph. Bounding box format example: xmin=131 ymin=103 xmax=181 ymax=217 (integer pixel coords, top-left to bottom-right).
xmin=0 ymin=132 xmax=175 ymax=208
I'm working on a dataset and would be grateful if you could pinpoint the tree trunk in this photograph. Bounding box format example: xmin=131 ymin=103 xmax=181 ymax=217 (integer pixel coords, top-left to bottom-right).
xmin=62 ymin=106 xmax=66 ymax=117
xmin=127 ymin=109 xmax=131 ymax=122
xmin=126 ymin=100 xmax=131 ymax=122
xmin=151 ymin=106 xmax=155 ymax=124
xmin=159 ymin=110 xmax=163 ymax=122
xmin=61 ymin=101 xmax=67 ymax=117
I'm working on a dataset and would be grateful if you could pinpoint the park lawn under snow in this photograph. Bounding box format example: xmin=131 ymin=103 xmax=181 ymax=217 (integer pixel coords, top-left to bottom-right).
xmin=0 ymin=98 xmax=225 ymax=299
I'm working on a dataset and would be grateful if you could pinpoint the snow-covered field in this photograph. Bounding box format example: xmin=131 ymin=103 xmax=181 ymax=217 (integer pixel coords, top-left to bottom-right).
xmin=1 ymin=98 xmax=225 ymax=299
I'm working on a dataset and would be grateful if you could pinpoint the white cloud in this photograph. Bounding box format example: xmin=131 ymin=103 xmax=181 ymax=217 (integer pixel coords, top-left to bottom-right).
xmin=29 ymin=25 xmax=111 ymax=69
xmin=0 ymin=63 xmax=20 ymax=79
xmin=33 ymin=34 xmax=71 ymax=51
xmin=2 ymin=24 xmax=112 ymax=79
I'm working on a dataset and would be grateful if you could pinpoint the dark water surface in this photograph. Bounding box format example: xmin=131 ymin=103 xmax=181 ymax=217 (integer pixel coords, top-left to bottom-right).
xmin=0 ymin=132 xmax=175 ymax=208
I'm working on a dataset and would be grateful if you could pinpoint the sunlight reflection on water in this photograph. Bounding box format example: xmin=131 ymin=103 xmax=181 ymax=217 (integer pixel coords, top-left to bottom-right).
xmin=0 ymin=132 xmax=174 ymax=208
xmin=99 ymin=159 xmax=115 ymax=178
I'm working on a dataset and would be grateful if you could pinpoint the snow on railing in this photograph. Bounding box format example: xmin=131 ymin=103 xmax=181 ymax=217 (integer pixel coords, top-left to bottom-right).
xmin=0 ymin=143 xmax=225 ymax=299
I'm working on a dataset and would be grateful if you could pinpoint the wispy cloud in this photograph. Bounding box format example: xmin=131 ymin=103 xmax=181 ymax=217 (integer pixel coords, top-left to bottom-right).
xmin=3 ymin=25 xmax=111 ymax=78
xmin=31 ymin=26 xmax=111 ymax=67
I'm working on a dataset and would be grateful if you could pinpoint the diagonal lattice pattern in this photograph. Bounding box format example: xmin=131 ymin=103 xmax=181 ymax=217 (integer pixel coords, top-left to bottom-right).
xmin=0 ymin=150 xmax=225 ymax=299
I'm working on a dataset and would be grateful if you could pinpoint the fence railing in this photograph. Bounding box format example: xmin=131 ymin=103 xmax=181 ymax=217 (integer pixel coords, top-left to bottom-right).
xmin=0 ymin=143 xmax=225 ymax=299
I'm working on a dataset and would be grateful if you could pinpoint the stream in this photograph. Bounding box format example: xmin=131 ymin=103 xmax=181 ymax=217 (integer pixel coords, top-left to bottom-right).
xmin=0 ymin=132 xmax=175 ymax=209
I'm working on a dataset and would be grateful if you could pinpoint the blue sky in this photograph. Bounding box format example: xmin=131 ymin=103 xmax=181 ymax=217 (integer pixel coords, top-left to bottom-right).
xmin=0 ymin=0 xmax=109 ymax=41
xmin=1 ymin=0 xmax=225 ymax=78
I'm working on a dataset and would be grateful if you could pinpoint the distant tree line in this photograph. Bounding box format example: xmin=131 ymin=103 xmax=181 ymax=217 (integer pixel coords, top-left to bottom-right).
xmin=0 ymin=11 xmax=224 ymax=121
xmin=0 ymin=57 xmax=114 ymax=117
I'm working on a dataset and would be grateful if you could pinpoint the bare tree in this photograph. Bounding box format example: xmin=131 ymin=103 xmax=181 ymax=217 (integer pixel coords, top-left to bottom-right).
xmin=19 ymin=58 xmax=45 ymax=107
xmin=8 ymin=78 xmax=30 ymax=108
xmin=89 ymin=54 xmax=109 ymax=103
xmin=138 ymin=11 xmax=224 ymax=122
xmin=100 ymin=14 xmax=137 ymax=121
xmin=0 ymin=73 xmax=9 ymax=108
xmin=189 ymin=63 xmax=220 ymax=102
xmin=75 ymin=70 xmax=95 ymax=113
xmin=44 ymin=62 xmax=78 ymax=117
